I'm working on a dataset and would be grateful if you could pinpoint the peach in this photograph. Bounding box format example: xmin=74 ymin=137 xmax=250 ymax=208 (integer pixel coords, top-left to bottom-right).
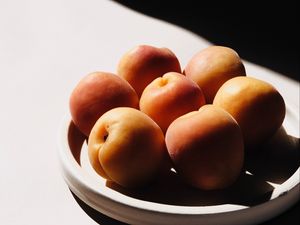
xmin=213 ymin=76 xmax=286 ymax=148
xmin=117 ymin=45 xmax=181 ymax=97
xmin=184 ymin=46 xmax=246 ymax=103
xmin=140 ymin=72 xmax=206 ymax=133
xmin=165 ymin=105 xmax=244 ymax=190
xmin=88 ymin=107 xmax=167 ymax=188
xmin=69 ymin=72 xmax=139 ymax=136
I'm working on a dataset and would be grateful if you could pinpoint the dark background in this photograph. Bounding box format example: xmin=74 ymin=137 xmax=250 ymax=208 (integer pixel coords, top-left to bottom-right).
xmin=112 ymin=1 xmax=299 ymax=225
xmin=114 ymin=1 xmax=299 ymax=82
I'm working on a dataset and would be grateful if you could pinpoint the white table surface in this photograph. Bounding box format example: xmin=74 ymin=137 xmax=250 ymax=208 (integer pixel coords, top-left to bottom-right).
xmin=0 ymin=1 xmax=298 ymax=225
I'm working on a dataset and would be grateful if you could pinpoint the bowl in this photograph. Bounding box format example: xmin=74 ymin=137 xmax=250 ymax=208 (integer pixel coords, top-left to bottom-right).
xmin=58 ymin=104 xmax=299 ymax=225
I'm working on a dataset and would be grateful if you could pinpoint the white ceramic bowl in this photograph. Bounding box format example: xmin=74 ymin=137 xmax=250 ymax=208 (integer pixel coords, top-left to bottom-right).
xmin=58 ymin=102 xmax=299 ymax=225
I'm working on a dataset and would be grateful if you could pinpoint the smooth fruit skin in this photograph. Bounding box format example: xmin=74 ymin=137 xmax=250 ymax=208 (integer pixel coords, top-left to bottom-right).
xmin=140 ymin=72 xmax=206 ymax=133
xmin=69 ymin=72 xmax=139 ymax=136
xmin=184 ymin=46 xmax=246 ymax=103
xmin=213 ymin=76 xmax=286 ymax=148
xmin=117 ymin=45 xmax=181 ymax=97
xmin=165 ymin=105 xmax=244 ymax=190
xmin=88 ymin=107 xmax=167 ymax=188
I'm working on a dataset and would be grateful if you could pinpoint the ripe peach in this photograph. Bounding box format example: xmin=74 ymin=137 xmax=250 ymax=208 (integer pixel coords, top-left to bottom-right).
xmin=140 ymin=72 xmax=206 ymax=133
xmin=213 ymin=76 xmax=286 ymax=148
xmin=184 ymin=46 xmax=246 ymax=103
xmin=69 ymin=72 xmax=139 ymax=136
xmin=88 ymin=107 xmax=167 ymax=188
xmin=117 ymin=45 xmax=181 ymax=97
xmin=165 ymin=105 xmax=244 ymax=190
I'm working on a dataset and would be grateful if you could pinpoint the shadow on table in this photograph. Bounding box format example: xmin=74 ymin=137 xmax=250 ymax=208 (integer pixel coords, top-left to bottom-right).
xmin=112 ymin=1 xmax=299 ymax=81
xmin=71 ymin=191 xmax=128 ymax=225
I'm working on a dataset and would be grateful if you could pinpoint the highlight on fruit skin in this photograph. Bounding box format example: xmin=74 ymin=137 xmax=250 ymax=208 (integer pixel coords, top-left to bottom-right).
xmin=213 ymin=76 xmax=286 ymax=149
xmin=184 ymin=45 xmax=246 ymax=104
xmin=165 ymin=105 xmax=244 ymax=190
xmin=69 ymin=71 xmax=139 ymax=136
xmin=88 ymin=107 xmax=167 ymax=188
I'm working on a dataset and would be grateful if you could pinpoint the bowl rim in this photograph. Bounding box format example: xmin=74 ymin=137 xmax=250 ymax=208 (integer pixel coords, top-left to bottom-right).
xmin=57 ymin=108 xmax=300 ymax=224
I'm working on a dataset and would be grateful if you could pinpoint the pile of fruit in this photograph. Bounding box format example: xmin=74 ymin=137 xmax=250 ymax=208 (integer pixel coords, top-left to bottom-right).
xmin=69 ymin=45 xmax=285 ymax=190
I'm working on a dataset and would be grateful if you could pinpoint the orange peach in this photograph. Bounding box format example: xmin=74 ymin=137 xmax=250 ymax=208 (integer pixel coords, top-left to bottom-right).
xmin=213 ymin=76 xmax=286 ymax=148
xmin=184 ymin=46 xmax=246 ymax=103
xmin=140 ymin=72 xmax=206 ymax=133
xmin=165 ymin=105 xmax=244 ymax=190
xmin=69 ymin=72 xmax=139 ymax=136
xmin=117 ymin=45 xmax=181 ymax=97
xmin=88 ymin=107 xmax=167 ymax=188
